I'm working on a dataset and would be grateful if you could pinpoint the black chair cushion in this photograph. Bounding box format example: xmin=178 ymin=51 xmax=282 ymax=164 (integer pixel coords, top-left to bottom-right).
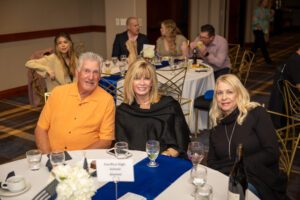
xmin=194 ymin=95 xmax=212 ymax=110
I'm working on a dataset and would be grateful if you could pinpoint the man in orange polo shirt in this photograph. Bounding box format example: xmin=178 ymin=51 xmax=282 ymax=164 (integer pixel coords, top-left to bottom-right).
xmin=35 ymin=52 xmax=115 ymax=153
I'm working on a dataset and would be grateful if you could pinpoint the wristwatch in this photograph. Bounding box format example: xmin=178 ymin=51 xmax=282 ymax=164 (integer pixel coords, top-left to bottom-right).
xmin=204 ymin=52 xmax=210 ymax=57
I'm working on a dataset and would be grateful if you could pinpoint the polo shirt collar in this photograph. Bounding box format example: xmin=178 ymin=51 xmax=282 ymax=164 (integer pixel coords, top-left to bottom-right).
xmin=68 ymin=83 xmax=100 ymax=103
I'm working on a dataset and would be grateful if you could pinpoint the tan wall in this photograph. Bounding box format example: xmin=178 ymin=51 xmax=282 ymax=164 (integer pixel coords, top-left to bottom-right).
xmin=189 ymin=0 xmax=227 ymax=40
xmin=0 ymin=0 xmax=106 ymax=91
xmin=104 ymin=0 xmax=147 ymax=58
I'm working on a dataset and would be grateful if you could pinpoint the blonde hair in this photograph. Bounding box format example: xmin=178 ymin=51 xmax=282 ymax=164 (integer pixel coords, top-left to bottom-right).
xmin=123 ymin=59 xmax=160 ymax=105
xmin=161 ymin=19 xmax=182 ymax=56
xmin=209 ymin=74 xmax=260 ymax=127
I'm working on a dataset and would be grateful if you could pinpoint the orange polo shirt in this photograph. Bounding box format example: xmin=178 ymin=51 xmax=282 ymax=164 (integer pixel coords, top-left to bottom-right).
xmin=37 ymin=83 xmax=115 ymax=151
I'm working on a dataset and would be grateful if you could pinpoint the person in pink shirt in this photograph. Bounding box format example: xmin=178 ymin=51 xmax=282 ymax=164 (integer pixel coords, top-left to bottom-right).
xmin=190 ymin=24 xmax=231 ymax=80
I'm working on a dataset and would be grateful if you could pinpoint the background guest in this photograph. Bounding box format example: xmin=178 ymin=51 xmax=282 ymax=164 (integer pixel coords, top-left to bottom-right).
xmin=112 ymin=16 xmax=149 ymax=62
xmin=25 ymin=32 xmax=78 ymax=92
xmin=190 ymin=24 xmax=231 ymax=80
xmin=156 ymin=19 xmax=188 ymax=57
xmin=251 ymin=0 xmax=274 ymax=65
xmin=116 ymin=59 xmax=190 ymax=158
xmin=207 ymin=74 xmax=287 ymax=199
xmin=35 ymin=52 xmax=115 ymax=153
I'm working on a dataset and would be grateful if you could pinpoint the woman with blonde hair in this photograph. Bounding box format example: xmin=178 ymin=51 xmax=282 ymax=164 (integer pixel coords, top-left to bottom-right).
xmin=156 ymin=19 xmax=188 ymax=57
xmin=207 ymin=74 xmax=288 ymax=199
xmin=25 ymin=32 xmax=78 ymax=92
xmin=116 ymin=59 xmax=190 ymax=158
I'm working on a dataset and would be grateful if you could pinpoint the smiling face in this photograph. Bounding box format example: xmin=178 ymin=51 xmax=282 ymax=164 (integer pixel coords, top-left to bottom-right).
xmin=132 ymin=75 xmax=152 ymax=99
xmin=215 ymin=81 xmax=238 ymax=116
xmin=77 ymin=59 xmax=100 ymax=98
xmin=56 ymin=36 xmax=71 ymax=54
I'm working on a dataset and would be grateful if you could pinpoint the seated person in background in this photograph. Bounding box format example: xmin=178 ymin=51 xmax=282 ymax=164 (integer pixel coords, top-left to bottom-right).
xmin=25 ymin=32 xmax=78 ymax=92
xmin=35 ymin=52 xmax=115 ymax=154
xmin=268 ymin=47 xmax=300 ymax=128
xmin=207 ymin=74 xmax=287 ymax=200
xmin=112 ymin=16 xmax=149 ymax=63
xmin=190 ymin=24 xmax=231 ymax=80
xmin=156 ymin=19 xmax=188 ymax=57
xmin=116 ymin=59 xmax=190 ymax=158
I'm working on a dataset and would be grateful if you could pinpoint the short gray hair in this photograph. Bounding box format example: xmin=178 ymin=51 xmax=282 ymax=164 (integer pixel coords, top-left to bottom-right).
xmin=77 ymin=52 xmax=103 ymax=71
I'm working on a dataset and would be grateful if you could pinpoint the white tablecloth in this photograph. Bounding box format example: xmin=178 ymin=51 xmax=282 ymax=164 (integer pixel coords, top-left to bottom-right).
xmin=0 ymin=150 xmax=259 ymax=200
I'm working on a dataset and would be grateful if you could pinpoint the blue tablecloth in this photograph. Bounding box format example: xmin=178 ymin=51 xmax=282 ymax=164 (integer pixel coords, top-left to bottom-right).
xmin=99 ymin=75 xmax=123 ymax=101
xmin=93 ymin=155 xmax=192 ymax=200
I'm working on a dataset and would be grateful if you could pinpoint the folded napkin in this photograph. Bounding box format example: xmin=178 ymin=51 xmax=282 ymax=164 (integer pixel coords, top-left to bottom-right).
xmin=46 ymin=151 xmax=72 ymax=171
xmin=0 ymin=171 xmax=15 ymax=189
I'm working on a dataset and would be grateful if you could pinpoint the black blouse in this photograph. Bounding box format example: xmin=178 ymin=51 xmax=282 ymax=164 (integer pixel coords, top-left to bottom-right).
xmin=115 ymin=96 xmax=190 ymax=158
xmin=207 ymin=106 xmax=288 ymax=200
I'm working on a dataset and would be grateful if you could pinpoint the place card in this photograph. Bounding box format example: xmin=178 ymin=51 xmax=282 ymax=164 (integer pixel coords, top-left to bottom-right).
xmin=96 ymin=159 xmax=134 ymax=182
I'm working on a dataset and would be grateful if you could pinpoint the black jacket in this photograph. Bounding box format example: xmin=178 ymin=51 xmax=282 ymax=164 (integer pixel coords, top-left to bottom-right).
xmin=112 ymin=31 xmax=149 ymax=58
xmin=116 ymin=96 xmax=190 ymax=158
xmin=207 ymin=106 xmax=288 ymax=200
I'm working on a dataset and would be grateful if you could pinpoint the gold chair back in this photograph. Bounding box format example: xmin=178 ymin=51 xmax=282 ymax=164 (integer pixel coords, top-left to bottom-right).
xmin=179 ymin=97 xmax=193 ymax=128
xmin=156 ymin=66 xmax=187 ymax=102
xmin=99 ymin=77 xmax=124 ymax=103
xmin=283 ymin=80 xmax=300 ymax=119
xmin=232 ymin=49 xmax=255 ymax=85
xmin=268 ymin=110 xmax=300 ymax=178
xmin=44 ymin=92 xmax=51 ymax=103
xmin=228 ymin=43 xmax=240 ymax=70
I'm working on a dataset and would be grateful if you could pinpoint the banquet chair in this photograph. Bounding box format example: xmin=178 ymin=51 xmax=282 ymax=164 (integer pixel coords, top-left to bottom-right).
xmin=231 ymin=49 xmax=255 ymax=85
xmin=267 ymin=110 xmax=300 ymax=178
xmin=156 ymin=65 xmax=187 ymax=103
xmin=99 ymin=77 xmax=124 ymax=103
xmin=283 ymin=80 xmax=300 ymax=120
xmin=228 ymin=43 xmax=240 ymax=71
xmin=179 ymin=97 xmax=193 ymax=129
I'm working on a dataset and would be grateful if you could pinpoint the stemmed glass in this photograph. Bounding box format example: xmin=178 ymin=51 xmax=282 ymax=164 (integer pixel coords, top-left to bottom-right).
xmin=120 ymin=55 xmax=127 ymax=64
xmin=119 ymin=61 xmax=126 ymax=76
xmin=190 ymin=164 xmax=207 ymax=196
xmin=187 ymin=141 xmax=205 ymax=167
xmin=169 ymin=56 xmax=175 ymax=75
xmin=146 ymin=140 xmax=160 ymax=167
xmin=104 ymin=60 xmax=111 ymax=74
xmin=112 ymin=57 xmax=118 ymax=67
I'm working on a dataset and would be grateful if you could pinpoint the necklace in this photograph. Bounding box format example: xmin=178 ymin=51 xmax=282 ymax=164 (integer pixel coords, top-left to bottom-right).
xmin=224 ymin=121 xmax=237 ymax=160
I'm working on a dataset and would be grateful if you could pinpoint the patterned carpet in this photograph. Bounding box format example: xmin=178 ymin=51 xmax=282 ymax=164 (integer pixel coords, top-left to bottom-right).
xmin=0 ymin=31 xmax=299 ymax=198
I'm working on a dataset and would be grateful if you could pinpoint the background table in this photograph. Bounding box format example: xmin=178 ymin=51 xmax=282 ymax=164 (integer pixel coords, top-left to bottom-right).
xmin=0 ymin=150 xmax=259 ymax=200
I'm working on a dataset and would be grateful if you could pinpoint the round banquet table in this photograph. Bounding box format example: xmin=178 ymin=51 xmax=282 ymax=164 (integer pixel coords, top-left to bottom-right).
xmin=0 ymin=150 xmax=259 ymax=200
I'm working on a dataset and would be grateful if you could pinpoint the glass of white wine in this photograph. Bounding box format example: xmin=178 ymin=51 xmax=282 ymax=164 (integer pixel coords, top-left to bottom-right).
xmin=104 ymin=60 xmax=111 ymax=74
xmin=146 ymin=140 xmax=160 ymax=167
xmin=112 ymin=57 xmax=118 ymax=67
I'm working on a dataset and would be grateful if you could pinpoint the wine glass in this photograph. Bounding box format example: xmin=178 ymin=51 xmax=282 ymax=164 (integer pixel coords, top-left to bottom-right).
xmin=146 ymin=140 xmax=160 ymax=167
xmin=168 ymin=56 xmax=175 ymax=75
xmin=190 ymin=164 xmax=207 ymax=197
xmin=104 ymin=60 xmax=111 ymax=74
xmin=50 ymin=151 xmax=65 ymax=167
xmin=112 ymin=57 xmax=118 ymax=67
xmin=187 ymin=141 xmax=205 ymax=167
xmin=119 ymin=61 xmax=126 ymax=76
xmin=120 ymin=55 xmax=127 ymax=64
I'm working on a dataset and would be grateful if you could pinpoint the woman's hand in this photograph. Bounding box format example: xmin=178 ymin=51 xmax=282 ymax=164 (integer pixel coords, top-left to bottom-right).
xmin=161 ymin=148 xmax=179 ymax=157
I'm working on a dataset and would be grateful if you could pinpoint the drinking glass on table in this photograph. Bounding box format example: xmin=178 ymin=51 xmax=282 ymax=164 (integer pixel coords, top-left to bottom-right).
xmin=114 ymin=141 xmax=129 ymax=159
xmin=104 ymin=60 xmax=111 ymax=74
xmin=168 ymin=56 xmax=175 ymax=74
xmin=120 ymin=55 xmax=127 ymax=64
xmin=119 ymin=61 xmax=126 ymax=76
xmin=187 ymin=141 xmax=205 ymax=167
xmin=190 ymin=164 xmax=207 ymax=197
xmin=195 ymin=183 xmax=213 ymax=200
xmin=26 ymin=149 xmax=42 ymax=170
xmin=50 ymin=151 xmax=65 ymax=167
xmin=112 ymin=57 xmax=118 ymax=67
xmin=146 ymin=140 xmax=160 ymax=167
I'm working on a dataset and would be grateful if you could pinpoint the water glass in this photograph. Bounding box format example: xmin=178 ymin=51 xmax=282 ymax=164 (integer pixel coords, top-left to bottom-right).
xmin=119 ymin=62 xmax=126 ymax=76
xmin=115 ymin=141 xmax=129 ymax=159
xmin=120 ymin=55 xmax=127 ymax=63
xmin=112 ymin=57 xmax=118 ymax=67
xmin=26 ymin=149 xmax=42 ymax=170
xmin=191 ymin=164 xmax=207 ymax=197
xmin=50 ymin=151 xmax=65 ymax=167
xmin=146 ymin=140 xmax=160 ymax=167
xmin=104 ymin=60 xmax=111 ymax=74
xmin=195 ymin=184 xmax=213 ymax=200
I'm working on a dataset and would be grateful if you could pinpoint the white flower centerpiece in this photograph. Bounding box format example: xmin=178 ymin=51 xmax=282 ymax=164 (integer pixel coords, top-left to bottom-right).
xmin=52 ymin=164 xmax=96 ymax=200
